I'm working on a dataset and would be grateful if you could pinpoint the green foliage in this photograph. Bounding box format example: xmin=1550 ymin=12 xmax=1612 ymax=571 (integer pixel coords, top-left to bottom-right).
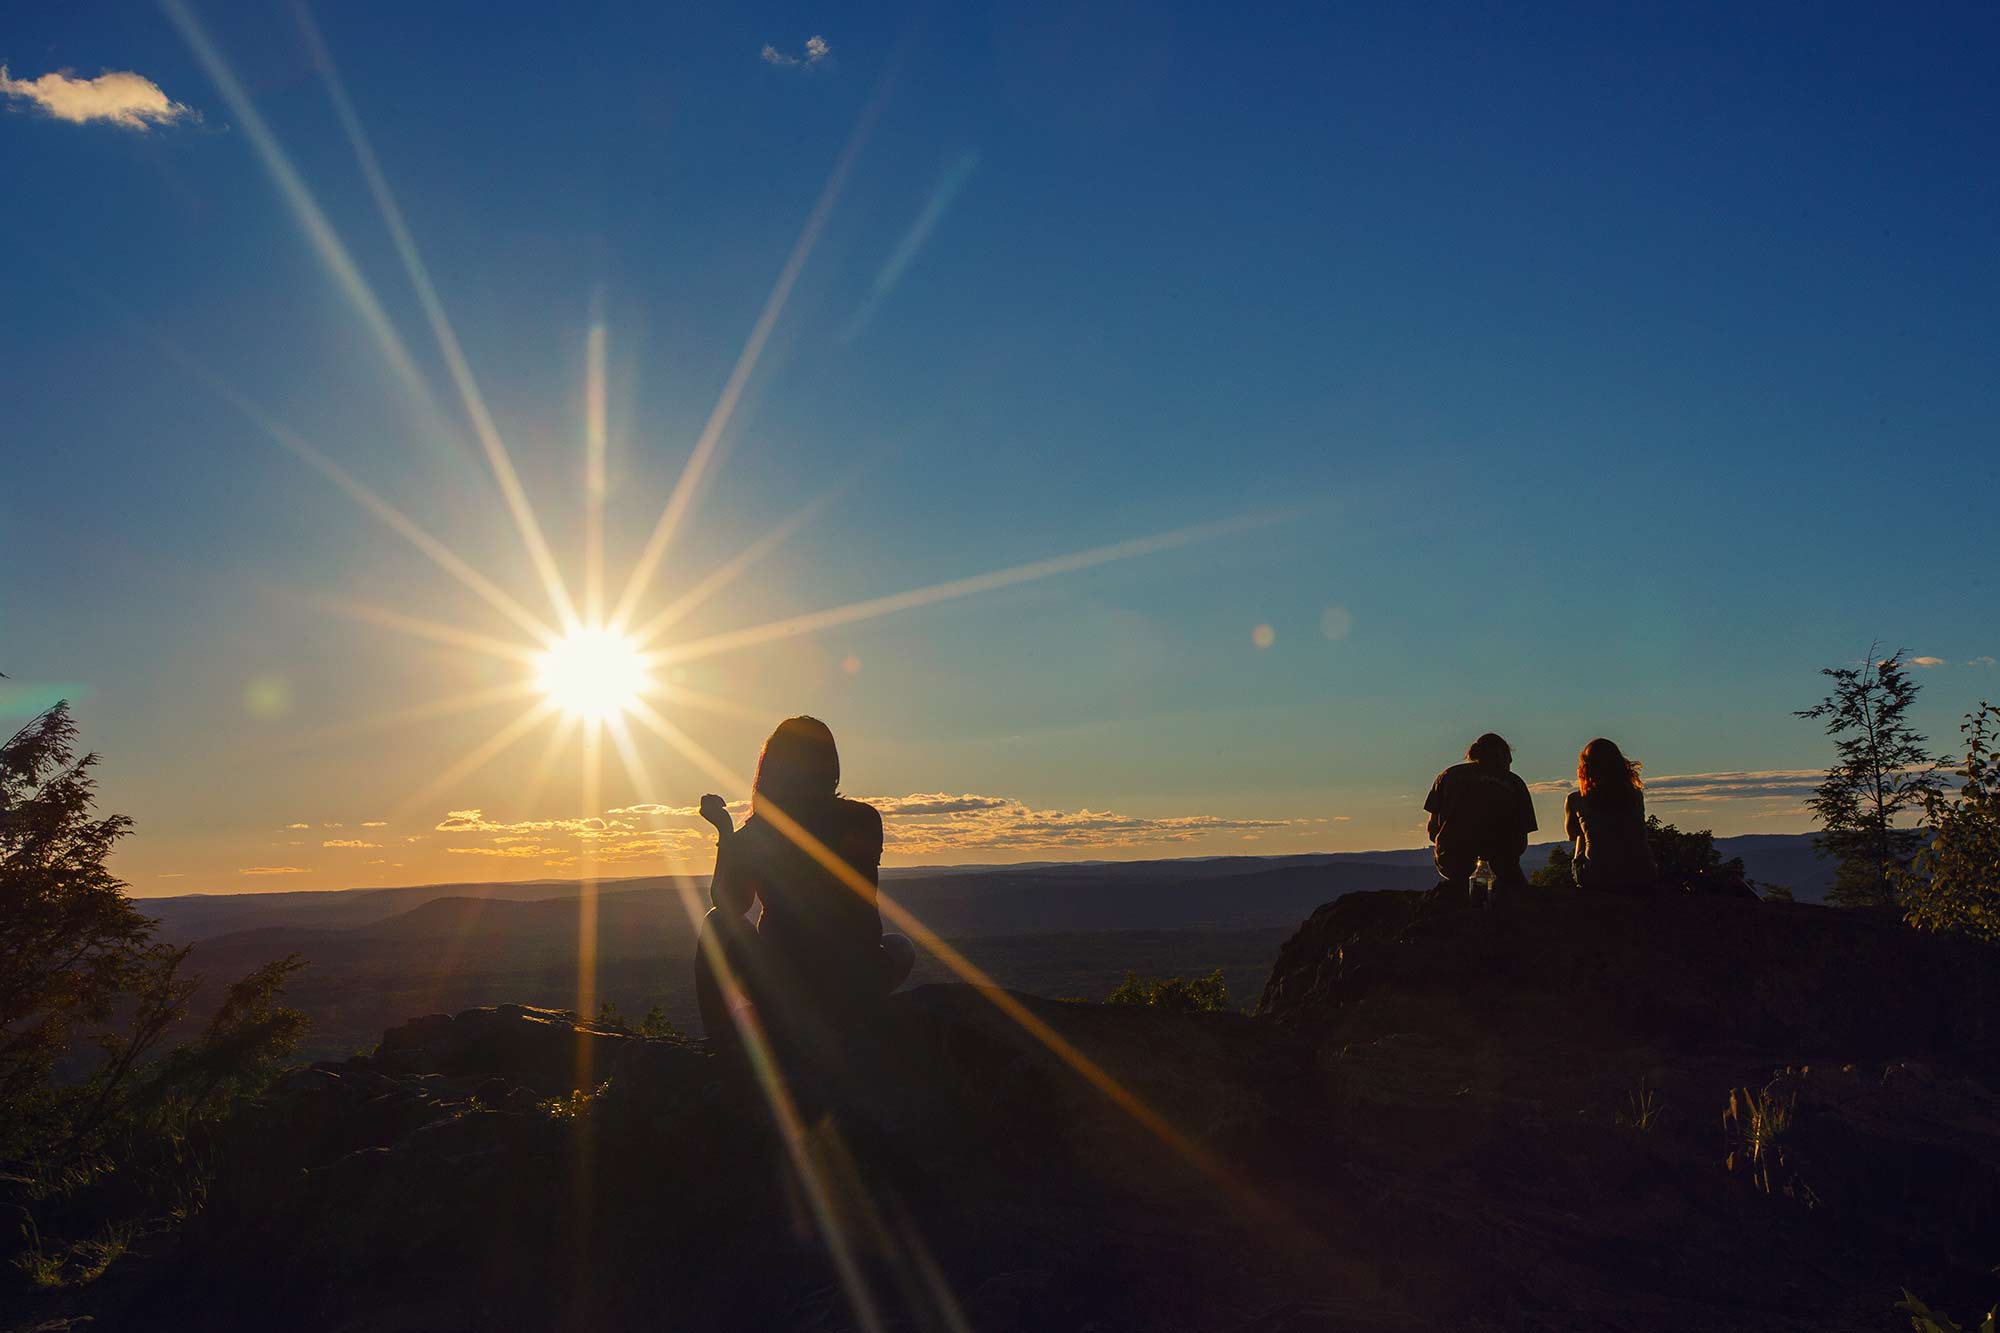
xmin=638 ymin=1003 xmax=684 ymax=1040
xmin=2 ymin=702 xmax=156 ymax=1160
xmin=1759 ymin=883 xmax=1796 ymax=903
xmin=538 ymin=1080 xmax=610 ymax=1120
xmin=1529 ymin=845 xmax=1573 ymax=888
xmin=1898 ymin=702 xmax=2000 ymax=944
xmin=1797 ymin=648 xmax=1948 ymax=907
xmin=1645 ymin=817 xmax=1751 ymax=894
xmin=1 ymin=699 xmax=308 ymax=1285
xmin=595 ymin=1000 xmax=629 ymax=1032
xmin=1899 ymin=1291 xmax=1998 ymax=1333
xmin=1106 ymin=968 xmax=1231 ymax=1012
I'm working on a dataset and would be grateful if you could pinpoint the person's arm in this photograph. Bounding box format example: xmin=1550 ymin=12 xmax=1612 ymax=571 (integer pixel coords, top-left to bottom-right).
xmin=701 ymin=795 xmax=755 ymax=915
xmin=1563 ymin=791 xmax=1582 ymax=841
xmin=1423 ymin=775 xmax=1445 ymax=844
xmin=835 ymin=802 xmax=887 ymax=941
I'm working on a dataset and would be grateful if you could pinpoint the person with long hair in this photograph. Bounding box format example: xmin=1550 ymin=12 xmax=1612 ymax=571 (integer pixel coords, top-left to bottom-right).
xmin=1424 ymin=732 xmax=1538 ymax=893
xmin=1564 ymin=738 xmax=1658 ymax=893
xmin=693 ymin=716 xmax=915 ymax=1047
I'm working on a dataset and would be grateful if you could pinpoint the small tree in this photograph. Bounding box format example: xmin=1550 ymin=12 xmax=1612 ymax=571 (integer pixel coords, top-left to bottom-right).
xmin=0 ymin=701 xmax=172 ymax=1163
xmin=1796 ymin=648 xmax=1946 ymax=907
xmin=1899 ymin=703 xmax=2000 ymax=944
xmin=2 ymin=698 xmax=306 ymax=1281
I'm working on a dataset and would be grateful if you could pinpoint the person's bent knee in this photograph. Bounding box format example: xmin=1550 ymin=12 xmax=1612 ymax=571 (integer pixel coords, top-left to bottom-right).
xmin=880 ymin=934 xmax=915 ymax=993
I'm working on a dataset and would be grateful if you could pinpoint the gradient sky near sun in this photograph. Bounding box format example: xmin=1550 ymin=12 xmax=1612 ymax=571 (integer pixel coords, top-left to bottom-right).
xmin=3 ymin=2 xmax=1996 ymax=895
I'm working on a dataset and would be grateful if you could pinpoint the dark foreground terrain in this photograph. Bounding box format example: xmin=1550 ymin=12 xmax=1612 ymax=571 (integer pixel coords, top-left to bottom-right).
xmin=16 ymin=885 xmax=1999 ymax=1332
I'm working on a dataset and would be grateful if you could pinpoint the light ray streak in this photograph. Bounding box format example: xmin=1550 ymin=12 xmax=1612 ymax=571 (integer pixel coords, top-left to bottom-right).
xmin=585 ymin=322 xmax=608 ymax=626
xmin=127 ymin=318 xmax=559 ymax=646
xmin=839 ymin=150 xmax=979 ymax=343
xmin=629 ymin=488 xmax=841 ymax=649
xmin=294 ymin=0 xmax=580 ymax=632
xmin=600 ymin=725 xmax=886 ymax=1333
xmin=574 ymin=717 xmax=602 ymax=1085
xmin=640 ymin=681 xmax=782 ymax=726
xmin=282 ymin=680 xmax=541 ymax=746
xmin=393 ymin=699 xmax=559 ymax=820
xmin=519 ymin=713 xmax=580 ymax=814
xmin=618 ymin=699 xmax=1269 ymax=1218
xmin=161 ymin=0 xmax=434 ymax=413
xmin=329 ymin=600 xmax=545 ymax=665
xmin=609 ymin=84 xmax=892 ymax=631
xmin=656 ymin=513 xmax=1278 ymax=667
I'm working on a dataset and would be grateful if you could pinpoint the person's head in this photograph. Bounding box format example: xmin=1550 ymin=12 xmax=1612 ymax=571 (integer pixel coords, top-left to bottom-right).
xmin=1577 ymin=737 xmax=1643 ymax=801
xmin=1466 ymin=733 xmax=1513 ymax=770
xmin=753 ymin=715 xmax=841 ymax=814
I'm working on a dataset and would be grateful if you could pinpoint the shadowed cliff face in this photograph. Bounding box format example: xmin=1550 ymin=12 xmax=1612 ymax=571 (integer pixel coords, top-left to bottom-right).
xmin=23 ymin=891 xmax=2000 ymax=1333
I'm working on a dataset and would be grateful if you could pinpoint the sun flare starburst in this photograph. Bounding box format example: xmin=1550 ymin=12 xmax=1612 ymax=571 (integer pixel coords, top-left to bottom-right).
xmin=533 ymin=627 xmax=649 ymax=721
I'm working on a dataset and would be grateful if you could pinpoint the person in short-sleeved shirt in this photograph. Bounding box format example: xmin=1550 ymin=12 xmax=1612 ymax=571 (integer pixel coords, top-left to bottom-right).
xmin=1425 ymin=732 xmax=1537 ymax=887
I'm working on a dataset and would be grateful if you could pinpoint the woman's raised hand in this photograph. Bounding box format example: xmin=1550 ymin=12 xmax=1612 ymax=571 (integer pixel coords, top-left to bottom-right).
xmin=699 ymin=793 xmax=734 ymax=835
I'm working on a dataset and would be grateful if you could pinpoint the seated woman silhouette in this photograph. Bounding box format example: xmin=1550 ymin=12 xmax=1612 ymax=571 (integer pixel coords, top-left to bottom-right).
xmin=1564 ymin=738 xmax=1659 ymax=894
xmin=693 ymin=716 xmax=915 ymax=1048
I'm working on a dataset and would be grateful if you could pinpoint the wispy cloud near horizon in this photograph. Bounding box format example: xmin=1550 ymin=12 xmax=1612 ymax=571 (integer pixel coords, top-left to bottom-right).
xmin=0 ymin=63 xmax=194 ymax=129
xmin=1527 ymin=769 xmax=1825 ymax=803
xmin=437 ymin=790 xmax=1311 ymax=865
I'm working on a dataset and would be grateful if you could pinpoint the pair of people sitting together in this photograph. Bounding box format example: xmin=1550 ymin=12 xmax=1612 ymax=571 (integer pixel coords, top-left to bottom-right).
xmin=1424 ymin=732 xmax=1657 ymax=895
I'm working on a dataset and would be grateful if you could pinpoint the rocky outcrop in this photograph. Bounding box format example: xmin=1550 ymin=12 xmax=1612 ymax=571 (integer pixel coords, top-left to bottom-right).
xmin=22 ymin=894 xmax=2000 ymax=1332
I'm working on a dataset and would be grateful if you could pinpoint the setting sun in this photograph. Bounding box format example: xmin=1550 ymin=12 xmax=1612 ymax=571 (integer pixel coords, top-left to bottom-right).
xmin=534 ymin=627 xmax=649 ymax=721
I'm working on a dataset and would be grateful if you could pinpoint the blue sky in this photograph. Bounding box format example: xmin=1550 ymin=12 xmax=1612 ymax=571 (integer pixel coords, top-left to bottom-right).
xmin=3 ymin=1 xmax=1995 ymax=892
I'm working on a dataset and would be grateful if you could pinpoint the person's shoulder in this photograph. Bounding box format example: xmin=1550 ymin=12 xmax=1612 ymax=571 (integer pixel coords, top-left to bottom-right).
xmin=1562 ymin=788 xmax=1581 ymax=809
xmin=835 ymin=795 xmax=881 ymax=821
xmin=835 ymin=797 xmax=884 ymax=838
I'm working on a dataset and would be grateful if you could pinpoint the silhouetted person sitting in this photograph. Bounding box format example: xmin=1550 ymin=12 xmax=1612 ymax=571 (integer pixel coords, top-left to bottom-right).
xmin=1425 ymin=732 xmax=1537 ymax=893
xmin=1564 ymin=738 xmax=1658 ymax=895
xmin=694 ymin=716 xmax=915 ymax=1054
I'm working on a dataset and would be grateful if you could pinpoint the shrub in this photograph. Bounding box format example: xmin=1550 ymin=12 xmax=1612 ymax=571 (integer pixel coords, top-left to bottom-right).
xmin=1106 ymin=968 xmax=1231 ymax=1012
xmin=638 ymin=1004 xmax=684 ymax=1040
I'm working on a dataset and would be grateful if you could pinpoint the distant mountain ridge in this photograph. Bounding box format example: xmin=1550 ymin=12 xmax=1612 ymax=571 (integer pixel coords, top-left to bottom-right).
xmin=142 ymin=834 xmax=1833 ymax=1061
xmin=141 ymin=833 xmax=1831 ymax=942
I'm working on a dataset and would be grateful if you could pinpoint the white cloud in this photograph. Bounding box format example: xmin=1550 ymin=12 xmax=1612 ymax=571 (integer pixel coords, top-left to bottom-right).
xmin=283 ymin=823 xmax=309 ymax=830
xmin=322 ymin=838 xmax=380 ymax=849
xmin=1911 ymin=656 xmax=1946 ymax=668
xmin=360 ymin=820 xmax=387 ymax=827
xmin=0 ymin=63 xmax=194 ymax=129
xmin=761 ymin=35 xmax=830 ymax=67
xmin=1970 ymin=656 xmax=1997 ymax=669
xmin=237 ymin=865 xmax=309 ymax=876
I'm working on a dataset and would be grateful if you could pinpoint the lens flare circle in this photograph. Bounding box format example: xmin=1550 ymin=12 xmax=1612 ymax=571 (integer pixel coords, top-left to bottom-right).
xmin=534 ymin=627 xmax=648 ymax=720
